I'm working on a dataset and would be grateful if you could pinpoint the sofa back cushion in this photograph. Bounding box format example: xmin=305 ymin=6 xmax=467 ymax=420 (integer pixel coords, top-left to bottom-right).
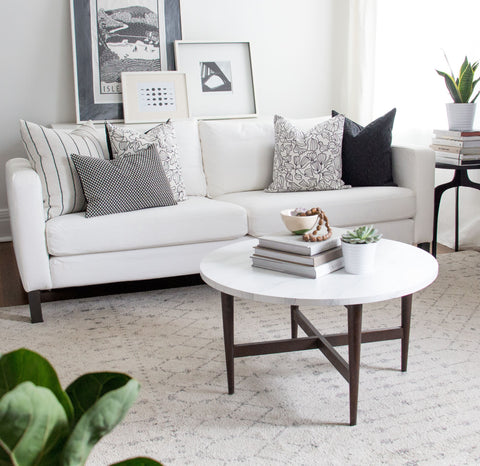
xmin=198 ymin=117 xmax=331 ymax=198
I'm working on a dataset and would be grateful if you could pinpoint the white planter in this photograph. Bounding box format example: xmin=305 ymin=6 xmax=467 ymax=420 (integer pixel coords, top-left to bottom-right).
xmin=341 ymin=241 xmax=378 ymax=274
xmin=446 ymin=103 xmax=477 ymax=131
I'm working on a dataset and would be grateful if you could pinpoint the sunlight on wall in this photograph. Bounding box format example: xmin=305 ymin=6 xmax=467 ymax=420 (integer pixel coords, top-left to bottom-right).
xmin=373 ymin=0 xmax=480 ymax=249
xmin=373 ymin=0 xmax=480 ymax=146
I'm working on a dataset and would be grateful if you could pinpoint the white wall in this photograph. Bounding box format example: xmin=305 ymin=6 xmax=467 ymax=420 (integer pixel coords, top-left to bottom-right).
xmin=0 ymin=0 xmax=341 ymax=239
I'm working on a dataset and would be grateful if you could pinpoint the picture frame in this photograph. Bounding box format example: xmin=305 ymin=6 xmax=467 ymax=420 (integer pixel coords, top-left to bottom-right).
xmin=70 ymin=0 xmax=182 ymax=123
xmin=121 ymin=71 xmax=189 ymax=123
xmin=174 ymin=41 xmax=257 ymax=119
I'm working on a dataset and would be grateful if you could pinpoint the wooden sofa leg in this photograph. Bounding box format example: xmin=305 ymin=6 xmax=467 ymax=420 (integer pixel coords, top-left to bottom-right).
xmin=417 ymin=242 xmax=430 ymax=253
xmin=28 ymin=291 xmax=43 ymax=323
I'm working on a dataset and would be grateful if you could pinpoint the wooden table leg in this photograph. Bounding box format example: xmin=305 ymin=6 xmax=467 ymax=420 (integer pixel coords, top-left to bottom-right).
xmin=221 ymin=293 xmax=235 ymax=394
xmin=401 ymin=294 xmax=413 ymax=372
xmin=347 ymin=304 xmax=362 ymax=426
xmin=291 ymin=305 xmax=299 ymax=339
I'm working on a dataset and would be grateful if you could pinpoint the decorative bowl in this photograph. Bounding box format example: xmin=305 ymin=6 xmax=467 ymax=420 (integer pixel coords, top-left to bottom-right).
xmin=280 ymin=209 xmax=318 ymax=235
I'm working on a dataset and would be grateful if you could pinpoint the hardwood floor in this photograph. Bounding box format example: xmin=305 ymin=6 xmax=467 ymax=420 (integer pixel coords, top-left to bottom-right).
xmin=0 ymin=241 xmax=455 ymax=308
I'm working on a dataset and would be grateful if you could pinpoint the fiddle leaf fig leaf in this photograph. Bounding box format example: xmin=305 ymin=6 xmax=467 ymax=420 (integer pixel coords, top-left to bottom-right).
xmin=111 ymin=458 xmax=164 ymax=465
xmin=0 ymin=382 xmax=69 ymax=466
xmin=0 ymin=348 xmax=74 ymax=424
xmin=61 ymin=378 xmax=140 ymax=466
xmin=66 ymin=372 xmax=134 ymax=424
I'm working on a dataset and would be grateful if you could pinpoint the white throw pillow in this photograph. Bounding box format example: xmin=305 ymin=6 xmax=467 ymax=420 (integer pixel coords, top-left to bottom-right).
xmin=106 ymin=121 xmax=187 ymax=202
xmin=265 ymin=114 xmax=347 ymax=193
xmin=20 ymin=120 xmax=107 ymax=219
xmin=199 ymin=118 xmax=275 ymax=198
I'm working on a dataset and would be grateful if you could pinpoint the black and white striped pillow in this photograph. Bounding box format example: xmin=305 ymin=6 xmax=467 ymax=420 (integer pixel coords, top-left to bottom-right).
xmin=70 ymin=145 xmax=177 ymax=218
xmin=20 ymin=120 xmax=106 ymax=219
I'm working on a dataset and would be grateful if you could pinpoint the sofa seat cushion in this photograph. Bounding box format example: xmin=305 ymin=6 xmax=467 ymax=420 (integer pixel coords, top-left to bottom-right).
xmin=215 ymin=187 xmax=415 ymax=237
xmin=46 ymin=197 xmax=247 ymax=256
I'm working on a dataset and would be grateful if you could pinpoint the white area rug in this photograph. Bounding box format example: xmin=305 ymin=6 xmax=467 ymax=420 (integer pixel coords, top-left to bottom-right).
xmin=1 ymin=251 xmax=480 ymax=465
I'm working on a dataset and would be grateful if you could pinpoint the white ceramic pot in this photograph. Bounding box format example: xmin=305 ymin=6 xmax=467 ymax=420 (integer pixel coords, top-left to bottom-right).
xmin=341 ymin=241 xmax=378 ymax=274
xmin=446 ymin=103 xmax=477 ymax=131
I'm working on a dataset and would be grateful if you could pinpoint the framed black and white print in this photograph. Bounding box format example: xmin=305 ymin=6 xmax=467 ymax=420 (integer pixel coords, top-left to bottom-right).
xmin=70 ymin=0 xmax=182 ymax=122
xmin=174 ymin=41 xmax=257 ymax=119
xmin=121 ymin=71 xmax=188 ymax=123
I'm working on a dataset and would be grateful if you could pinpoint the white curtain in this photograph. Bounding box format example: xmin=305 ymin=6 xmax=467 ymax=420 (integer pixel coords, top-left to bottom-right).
xmin=339 ymin=0 xmax=377 ymax=125
xmin=349 ymin=0 xmax=480 ymax=250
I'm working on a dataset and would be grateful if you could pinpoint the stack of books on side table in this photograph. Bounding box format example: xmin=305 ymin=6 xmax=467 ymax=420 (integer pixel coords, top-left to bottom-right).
xmin=431 ymin=129 xmax=480 ymax=165
xmin=251 ymin=227 xmax=345 ymax=278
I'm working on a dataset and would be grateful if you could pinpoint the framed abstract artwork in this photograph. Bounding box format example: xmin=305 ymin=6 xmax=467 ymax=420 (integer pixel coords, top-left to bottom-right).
xmin=121 ymin=71 xmax=188 ymax=123
xmin=70 ymin=0 xmax=182 ymax=122
xmin=174 ymin=41 xmax=257 ymax=119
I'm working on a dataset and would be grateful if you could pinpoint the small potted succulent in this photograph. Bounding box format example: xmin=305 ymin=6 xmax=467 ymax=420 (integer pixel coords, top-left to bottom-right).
xmin=436 ymin=54 xmax=479 ymax=131
xmin=341 ymin=225 xmax=382 ymax=274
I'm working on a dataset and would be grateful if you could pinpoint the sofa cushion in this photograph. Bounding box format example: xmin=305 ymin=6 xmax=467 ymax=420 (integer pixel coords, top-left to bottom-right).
xmin=199 ymin=116 xmax=332 ymax=198
xmin=20 ymin=120 xmax=106 ymax=220
xmin=71 ymin=146 xmax=177 ymax=218
xmin=265 ymin=114 xmax=346 ymax=193
xmin=332 ymin=109 xmax=396 ymax=187
xmin=106 ymin=121 xmax=187 ymax=201
xmin=215 ymin=187 xmax=415 ymax=237
xmin=46 ymin=197 xmax=248 ymax=256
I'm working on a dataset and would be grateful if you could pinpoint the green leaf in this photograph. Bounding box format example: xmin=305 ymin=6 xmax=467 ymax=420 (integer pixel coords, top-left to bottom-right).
xmin=0 ymin=382 xmax=69 ymax=466
xmin=436 ymin=70 xmax=462 ymax=102
xmin=66 ymin=373 xmax=133 ymax=425
xmin=0 ymin=348 xmax=74 ymax=424
xmin=61 ymin=378 xmax=140 ymax=466
xmin=458 ymin=63 xmax=474 ymax=102
xmin=471 ymin=90 xmax=480 ymax=103
xmin=111 ymin=458 xmax=163 ymax=466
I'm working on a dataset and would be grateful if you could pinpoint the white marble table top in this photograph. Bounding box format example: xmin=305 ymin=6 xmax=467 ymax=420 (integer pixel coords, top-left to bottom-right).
xmin=200 ymin=239 xmax=438 ymax=306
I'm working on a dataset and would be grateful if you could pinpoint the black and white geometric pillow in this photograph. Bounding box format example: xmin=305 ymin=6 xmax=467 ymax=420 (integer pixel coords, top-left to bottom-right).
xmin=265 ymin=114 xmax=347 ymax=192
xmin=105 ymin=121 xmax=187 ymax=202
xmin=71 ymin=145 xmax=177 ymax=218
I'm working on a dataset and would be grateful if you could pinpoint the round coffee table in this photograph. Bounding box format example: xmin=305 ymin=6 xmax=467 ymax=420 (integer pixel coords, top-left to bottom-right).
xmin=200 ymin=238 xmax=438 ymax=426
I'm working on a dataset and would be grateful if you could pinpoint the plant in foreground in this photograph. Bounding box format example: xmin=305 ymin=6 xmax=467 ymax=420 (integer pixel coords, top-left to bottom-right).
xmin=0 ymin=348 xmax=162 ymax=466
xmin=341 ymin=225 xmax=382 ymax=244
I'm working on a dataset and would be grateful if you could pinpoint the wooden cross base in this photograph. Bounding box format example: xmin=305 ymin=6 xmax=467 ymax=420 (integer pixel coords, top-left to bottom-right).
xmin=221 ymin=293 xmax=412 ymax=426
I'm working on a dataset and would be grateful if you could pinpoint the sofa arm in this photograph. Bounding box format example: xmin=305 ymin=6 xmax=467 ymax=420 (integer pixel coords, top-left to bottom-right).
xmin=391 ymin=145 xmax=435 ymax=244
xmin=6 ymin=158 xmax=52 ymax=292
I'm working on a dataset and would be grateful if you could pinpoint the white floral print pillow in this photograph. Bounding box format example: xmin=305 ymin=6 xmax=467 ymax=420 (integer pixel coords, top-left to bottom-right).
xmin=265 ymin=114 xmax=347 ymax=192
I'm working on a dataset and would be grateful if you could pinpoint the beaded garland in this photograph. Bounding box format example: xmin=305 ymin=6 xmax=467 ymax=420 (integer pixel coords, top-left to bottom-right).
xmin=295 ymin=207 xmax=332 ymax=242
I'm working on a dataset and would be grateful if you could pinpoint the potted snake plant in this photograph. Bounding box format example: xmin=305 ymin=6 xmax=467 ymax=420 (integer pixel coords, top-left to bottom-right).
xmin=341 ymin=225 xmax=382 ymax=274
xmin=436 ymin=54 xmax=480 ymax=131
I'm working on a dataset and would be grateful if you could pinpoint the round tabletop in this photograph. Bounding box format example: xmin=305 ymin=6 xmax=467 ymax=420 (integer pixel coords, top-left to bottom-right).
xmin=200 ymin=239 xmax=439 ymax=306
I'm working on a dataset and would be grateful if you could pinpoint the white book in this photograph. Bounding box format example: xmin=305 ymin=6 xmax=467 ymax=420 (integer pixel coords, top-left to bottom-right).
xmin=433 ymin=129 xmax=480 ymax=139
xmin=257 ymin=227 xmax=345 ymax=256
xmin=435 ymin=155 xmax=480 ymax=166
xmin=253 ymin=245 xmax=343 ymax=266
xmin=431 ymin=138 xmax=480 ymax=148
xmin=252 ymin=255 xmax=345 ymax=278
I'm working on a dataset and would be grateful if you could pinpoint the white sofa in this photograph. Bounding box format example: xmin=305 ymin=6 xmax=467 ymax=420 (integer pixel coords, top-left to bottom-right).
xmin=6 ymin=117 xmax=435 ymax=322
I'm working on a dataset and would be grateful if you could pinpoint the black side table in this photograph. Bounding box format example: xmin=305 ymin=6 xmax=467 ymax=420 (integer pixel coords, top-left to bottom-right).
xmin=433 ymin=161 xmax=480 ymax=257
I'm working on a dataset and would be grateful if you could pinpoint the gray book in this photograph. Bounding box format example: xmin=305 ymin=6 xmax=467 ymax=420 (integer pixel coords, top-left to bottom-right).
xmin=253 ymin=245 xmax=343 ymax=266
xmin=257 ymin=227 xmax=345 ymax=256
xmin=251 ymin=255 xmax=345 ymax=279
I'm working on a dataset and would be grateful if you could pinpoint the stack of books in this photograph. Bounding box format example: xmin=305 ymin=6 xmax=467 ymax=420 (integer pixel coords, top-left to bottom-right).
xmin=431 ymin=129 xmax=480 ymax=165
xmin=251 ymin=227 xmax=345 ymax=278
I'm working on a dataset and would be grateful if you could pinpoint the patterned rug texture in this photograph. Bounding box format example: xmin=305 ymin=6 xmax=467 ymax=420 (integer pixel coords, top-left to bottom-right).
xmin=1 ymin=251 xmax=479 ymax=465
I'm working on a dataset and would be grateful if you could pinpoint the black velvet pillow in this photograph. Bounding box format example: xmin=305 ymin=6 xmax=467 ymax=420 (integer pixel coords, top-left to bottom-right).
xmin=332 ymin=109 xmax=396 ymax=187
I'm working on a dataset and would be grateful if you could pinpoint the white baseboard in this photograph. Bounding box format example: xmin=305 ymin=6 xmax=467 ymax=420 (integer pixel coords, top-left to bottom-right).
xmin=0 ymin=209 xmax=12 ymax=242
